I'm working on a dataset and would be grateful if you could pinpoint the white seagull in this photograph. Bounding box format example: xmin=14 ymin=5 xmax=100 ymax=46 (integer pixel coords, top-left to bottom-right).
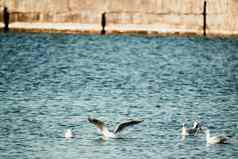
xmin=64 ymin=129 xmax=74 ymax=139
xmin=181 ymin=120 xmax=201 ymax=136
xmin=88 ymin=117 xmax=144 ymax=139
xmin=205 ymin=129 xmax=228 ymax=144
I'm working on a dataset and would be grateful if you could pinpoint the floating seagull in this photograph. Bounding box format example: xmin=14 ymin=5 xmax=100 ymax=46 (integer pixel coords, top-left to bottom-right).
xmin=181 ymin=120 xmax=201 ymax=136
xmin=205 ymin=129 xmax=228 ymax=144
xmin=64 ymin=129 xmax=74 ymax=139
xmin=193 ymin=120 xmax=204 ymax=133
xmin=88 ymin=117 xmax=143 ymax=139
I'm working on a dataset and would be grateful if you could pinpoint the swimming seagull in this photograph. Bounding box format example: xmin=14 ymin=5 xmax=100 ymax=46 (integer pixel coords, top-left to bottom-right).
xmin=205 ymin=129 xmax=228 ymax=144
xmin=64 ymin=129 xmax=74 ymax=139
xmin=181 ymin=120 xmax=201 ymax=136
xmin=88 ymin=117 xmax=144 ymax=139
xmin=193 ymin=120 xmax=203 ymax=134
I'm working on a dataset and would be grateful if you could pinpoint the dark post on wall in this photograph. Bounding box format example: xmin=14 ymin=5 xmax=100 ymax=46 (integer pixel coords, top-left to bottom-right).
xmin=101 ymin=12 xmax=106 ymax=35
xmin=203 ymin=1 xmax=207 ymax=36
xmin=3 ymin=7 xmax=10 ymax=32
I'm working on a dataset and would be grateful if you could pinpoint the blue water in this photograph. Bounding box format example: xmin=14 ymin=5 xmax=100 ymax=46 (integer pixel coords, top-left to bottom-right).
xmin=0 ymin=33 xmax=238 ymax=159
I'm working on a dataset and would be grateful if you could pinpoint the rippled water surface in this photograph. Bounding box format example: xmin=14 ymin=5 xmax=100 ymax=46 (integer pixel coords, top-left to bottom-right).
xmin=0 ymin=33 xmax=238 ymax=159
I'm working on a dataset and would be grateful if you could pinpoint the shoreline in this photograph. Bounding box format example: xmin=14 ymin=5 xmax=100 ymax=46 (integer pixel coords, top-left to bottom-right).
xmin=1 ymin=22 xmax=238 ymax=37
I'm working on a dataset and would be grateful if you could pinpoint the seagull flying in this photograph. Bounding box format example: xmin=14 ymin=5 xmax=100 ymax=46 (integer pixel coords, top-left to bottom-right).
xmin=88 ymin=117 xmax=143 ymax=139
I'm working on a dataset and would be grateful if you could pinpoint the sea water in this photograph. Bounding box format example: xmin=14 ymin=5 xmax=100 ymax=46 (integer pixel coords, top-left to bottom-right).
xmin=0 ymin=33 xmax=238 ymax=159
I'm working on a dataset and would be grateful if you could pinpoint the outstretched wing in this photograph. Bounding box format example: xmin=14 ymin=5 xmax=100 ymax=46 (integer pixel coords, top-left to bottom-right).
xmin=88 ymin=117 xmax=107 ymax=134
xmin=113 ymin=119 xmax=143 ymax=134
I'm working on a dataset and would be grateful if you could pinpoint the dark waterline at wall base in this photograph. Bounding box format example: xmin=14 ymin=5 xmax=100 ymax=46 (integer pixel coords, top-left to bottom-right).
xmin=2 ymin=27 xmax=238 ymax=38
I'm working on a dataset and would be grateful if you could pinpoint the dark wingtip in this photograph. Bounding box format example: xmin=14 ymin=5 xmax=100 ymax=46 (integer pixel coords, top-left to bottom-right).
xmin=88 ymin=116 xmax=99 ymax=124
xmin=88 ymin=116 xmax=93 ymax=122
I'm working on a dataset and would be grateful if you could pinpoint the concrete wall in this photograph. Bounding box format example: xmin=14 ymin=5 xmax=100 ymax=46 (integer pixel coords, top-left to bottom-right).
xmin=0 ymin=0 xmax=238 ymax=35
xmin=207 ymin=0 xmax=238 ymax=34
xmin=0 ymin=0 xmax=3 ymax=21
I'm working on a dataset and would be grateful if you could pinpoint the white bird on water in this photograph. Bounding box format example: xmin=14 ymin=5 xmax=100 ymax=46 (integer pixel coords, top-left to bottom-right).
xmin=181 ymin=120 xmax=201 ymax=136
xmin=88 ymin=117 xmax=144 ymax=139
xmin=205 ymin=129 xmax=228 ymax=144
xmin=64 ymin=129 xmax=74 ymax=139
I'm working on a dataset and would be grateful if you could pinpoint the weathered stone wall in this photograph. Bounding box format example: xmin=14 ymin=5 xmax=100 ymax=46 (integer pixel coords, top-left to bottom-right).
xmin=0 ymin=0 xmax=3 ymax=22
xmin=0 ymin=0 xmax=238 ymax=35
xmin=207 ymin=0 xmax=238 ymax=34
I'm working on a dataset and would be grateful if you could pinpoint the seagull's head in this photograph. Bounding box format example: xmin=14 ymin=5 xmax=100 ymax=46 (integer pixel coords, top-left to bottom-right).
xmin=66 ymin=129 xmax=72 ymax=133
xmin=65 ymin=129 xmax=73 ymax=138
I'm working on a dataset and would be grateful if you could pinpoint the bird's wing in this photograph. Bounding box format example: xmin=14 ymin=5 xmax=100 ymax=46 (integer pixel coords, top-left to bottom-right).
xmin=113 ymin=119 xmax=143 ymax=134
xmin=88 ymin=117 xmax=108 ymax=134
xmin=216 ymin=135 xmax=228 ymax=143
xmin=210 ymin=135 xmax=227 ymax=143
